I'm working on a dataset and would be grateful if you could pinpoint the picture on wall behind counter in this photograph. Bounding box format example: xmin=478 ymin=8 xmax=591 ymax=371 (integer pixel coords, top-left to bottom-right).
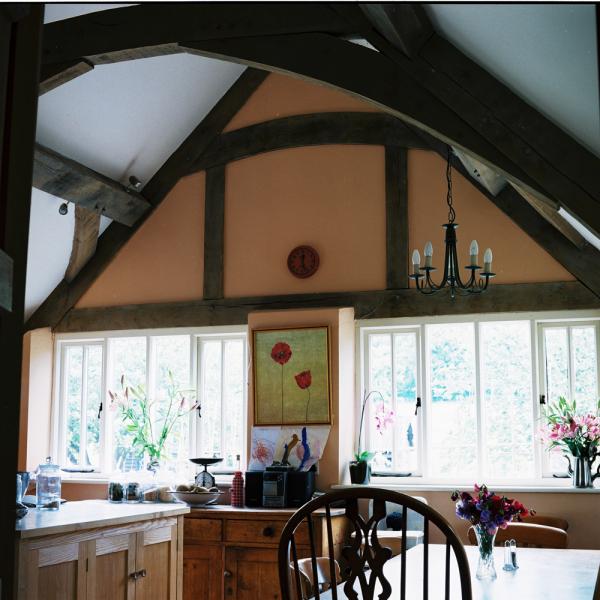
xmin=253 ymin=326 xmax=331 ymax=426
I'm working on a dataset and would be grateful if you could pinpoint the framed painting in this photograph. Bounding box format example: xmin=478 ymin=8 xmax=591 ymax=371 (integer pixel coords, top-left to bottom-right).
xmin=253 ymin=326 xmax=331 ymax=426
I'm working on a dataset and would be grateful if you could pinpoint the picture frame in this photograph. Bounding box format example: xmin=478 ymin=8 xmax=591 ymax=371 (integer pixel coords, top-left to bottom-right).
xmin=253 ymin=326 xmax=332 ymax=426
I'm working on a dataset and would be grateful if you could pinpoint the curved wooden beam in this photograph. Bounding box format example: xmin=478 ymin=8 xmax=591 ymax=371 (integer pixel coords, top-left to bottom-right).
xmin=41 ymin=3 xmax=350 ymax=69
xmin=190 ymin=112 xmax=428 ymax=172
xmin=181 ymin=33 xmax=600 ymax=239
xmin=40 ymin=4 xmax=600 ymax=238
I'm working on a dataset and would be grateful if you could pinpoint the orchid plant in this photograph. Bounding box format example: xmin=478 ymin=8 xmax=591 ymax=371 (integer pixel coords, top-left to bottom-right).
xmin=541 ymin=397 xmax=600 ymax=458
xmin=354 ymin=390 xmax=395 ymax=463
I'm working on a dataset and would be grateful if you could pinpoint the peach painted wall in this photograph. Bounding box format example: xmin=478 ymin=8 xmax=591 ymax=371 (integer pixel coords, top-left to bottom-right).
xmin=224 ymin=72 xmax=377 ymax=132
xmin=224 ymin=146 xmax=386 ymax=297
xmin=19 ymin=328 xmax=53 ymax=471
xmin=77 ymin=172 xmax=205 ymax=308
xmin=409 ymin=151 xmax=573 ymax=283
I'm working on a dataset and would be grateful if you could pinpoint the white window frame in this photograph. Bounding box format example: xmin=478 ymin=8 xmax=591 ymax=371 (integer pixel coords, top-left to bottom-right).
xmin=52 ymin=326 xmax=247 ymax=479
xmin=537 ymin=319 xmax=600 ymax=477
xmin=361 ymin=326 xmax=424 ymax=476
xmin=195 ymin=331 xmax=249 ymax=473
xmin=357 ymin=309 xmax=600 ymax=489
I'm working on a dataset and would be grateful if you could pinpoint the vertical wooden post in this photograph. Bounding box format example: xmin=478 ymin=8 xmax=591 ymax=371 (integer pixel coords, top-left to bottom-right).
xmin=385 ymin=146 xmax=408 ymax=289
xmin=0 ymin=5 xmax=43 ymax=598
xmin=203 ymin=165 xmax=226 ymax=300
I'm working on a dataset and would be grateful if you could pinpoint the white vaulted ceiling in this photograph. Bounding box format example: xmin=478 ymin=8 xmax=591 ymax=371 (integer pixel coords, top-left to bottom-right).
xmin=26 ymin=3 xmax=600 ymax=320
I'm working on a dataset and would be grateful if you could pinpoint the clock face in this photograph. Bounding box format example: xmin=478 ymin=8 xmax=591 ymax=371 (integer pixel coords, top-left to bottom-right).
xmin=287 ymin=245 xmax=320 ymax=279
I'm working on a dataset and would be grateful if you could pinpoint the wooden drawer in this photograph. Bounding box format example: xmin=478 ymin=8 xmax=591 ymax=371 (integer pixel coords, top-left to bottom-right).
xmin=184 ymin=518 xmax=222 ymax=543
xmin=224 ymin=518 xmax=309 ymax=545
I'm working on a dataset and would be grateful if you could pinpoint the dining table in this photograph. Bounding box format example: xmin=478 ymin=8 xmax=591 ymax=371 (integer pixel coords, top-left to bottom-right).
xmin=320 ymin=543 xmax=600 ymax=599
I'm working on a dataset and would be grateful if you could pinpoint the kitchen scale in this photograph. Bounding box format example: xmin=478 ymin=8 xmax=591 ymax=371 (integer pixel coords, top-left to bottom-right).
xmin=189 ymin=457 xmax=223 ymax=489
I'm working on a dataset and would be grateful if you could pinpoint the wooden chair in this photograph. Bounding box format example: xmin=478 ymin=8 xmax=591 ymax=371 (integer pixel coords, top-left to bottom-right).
xmin=467 ymin=522 xmax=568 ymax=549
xmin=290 ymin=557 xmax=342 ymax=599
xmin=593 ymin=562 xmax=600 ymax=600
xmin=522 ymin=514 xmax=569 ymax=532
xmin=279 ymin=487 xmax=472 ymax=600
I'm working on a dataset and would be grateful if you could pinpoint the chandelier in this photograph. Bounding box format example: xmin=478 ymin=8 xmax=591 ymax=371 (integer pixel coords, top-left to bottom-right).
xmin=409 ymin=148 xmax=495 ymax=298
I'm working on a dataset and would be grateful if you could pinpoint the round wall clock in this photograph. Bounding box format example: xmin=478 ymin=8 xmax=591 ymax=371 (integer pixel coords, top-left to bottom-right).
xmin=287 ymin=245 xmax=320 ymax=279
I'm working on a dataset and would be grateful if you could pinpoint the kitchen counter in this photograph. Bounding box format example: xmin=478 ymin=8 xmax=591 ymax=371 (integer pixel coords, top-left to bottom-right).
xmin=15 ymin=499 xmax=190 ymax=539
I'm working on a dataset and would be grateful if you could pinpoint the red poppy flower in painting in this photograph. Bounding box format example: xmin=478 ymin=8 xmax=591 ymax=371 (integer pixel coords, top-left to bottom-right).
xmin=294 ymin=371 xmax=312 ymax=389
xmin=271 ymin=342 xmax=292 ymax=421
xmin=295 ymin=370 xmax=313 ymax=422
xmin=271 ymin=342 xmax=292 ymax=365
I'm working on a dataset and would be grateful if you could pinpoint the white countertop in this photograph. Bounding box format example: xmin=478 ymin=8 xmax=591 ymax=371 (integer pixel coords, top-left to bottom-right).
xmin=16 ymin=500 xmax=190 ymax=539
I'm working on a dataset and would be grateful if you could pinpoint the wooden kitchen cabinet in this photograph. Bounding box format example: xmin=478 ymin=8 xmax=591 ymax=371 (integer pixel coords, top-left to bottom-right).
xmin=15 ymin=501 xmax=189 ymax=600
xmin=183 ymin=507 xmax=347 ymax=600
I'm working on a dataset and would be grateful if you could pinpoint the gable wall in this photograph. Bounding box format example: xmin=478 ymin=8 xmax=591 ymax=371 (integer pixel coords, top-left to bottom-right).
xmin=76 ymin=73 xmax=572 ymax=309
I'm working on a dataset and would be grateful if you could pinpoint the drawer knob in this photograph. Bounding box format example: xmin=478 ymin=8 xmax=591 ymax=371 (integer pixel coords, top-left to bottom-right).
xmin=224 ymin=570 xmax=232 ymax=578
xmin=262 ymin=526 xmax=275 ymax=538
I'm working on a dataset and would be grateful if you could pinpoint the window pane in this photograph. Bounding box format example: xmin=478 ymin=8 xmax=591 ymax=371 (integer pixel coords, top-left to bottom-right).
xmin=393 ymin=332 xmax=419 ymax=473
xmin=198 ymin=340 xmax=222 ymax=458
xmin=65 ymin=346 xmax=83 ymax=466
xmin=571 ymin=327 xmax=598 ymax=414
xmin=544 ymin=327 xmax=570 ymax=404
xmin=109 ymin=337 xmax=147 ymax=471
xmin=85 ymin=345 xmax=103 ymax=467
xmin=480 ymin=321 xmax=534 ymax=478
xmin=428 ymin=323 xmax=477 ymax=478
xmin=368 ymin=334 xmax=394 ymax=471
xmin=222 ymin=340 xmax=245 ymax=470
xmin=153 ymin=336 xmax=191 ymax=474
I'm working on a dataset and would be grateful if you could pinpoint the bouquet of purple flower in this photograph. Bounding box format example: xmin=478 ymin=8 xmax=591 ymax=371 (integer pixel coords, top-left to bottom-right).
xmin=451 ymin=484 xmax=533 ymax=535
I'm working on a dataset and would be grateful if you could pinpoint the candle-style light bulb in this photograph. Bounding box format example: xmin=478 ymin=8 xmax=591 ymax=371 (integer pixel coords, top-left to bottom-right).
xmin=483 ymin=248 xmax=493 ymax=273
xmin=412 ymin=249 xmax=421 ymax=275
xmin=469 ymin=240 xmax=479 ymax=266
xmin=424 ymin=241 xmax=433 ymax=268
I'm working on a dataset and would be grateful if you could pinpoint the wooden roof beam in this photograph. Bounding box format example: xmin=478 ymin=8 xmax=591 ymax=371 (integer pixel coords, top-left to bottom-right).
xmin=359 ymin=3 xmax=433 ymax=58
xmin=33 ymin=144 xmax=151 ymax=226
xmin=25 ymin=67 xmax=268 ymax=331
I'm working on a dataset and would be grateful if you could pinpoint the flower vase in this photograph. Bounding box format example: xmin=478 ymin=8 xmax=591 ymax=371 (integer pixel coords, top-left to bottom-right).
xmin=474 ymin=525 xmax=497 ymax=580
xmin=349 ymin=460 xmax=370 ymax=485
xmin=566 ymin=452 xmax=600 ymax=488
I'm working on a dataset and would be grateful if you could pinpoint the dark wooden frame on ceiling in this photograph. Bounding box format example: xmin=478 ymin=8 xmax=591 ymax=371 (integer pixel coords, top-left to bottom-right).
xmin=28 ymin=3 xmax=600 ymax=333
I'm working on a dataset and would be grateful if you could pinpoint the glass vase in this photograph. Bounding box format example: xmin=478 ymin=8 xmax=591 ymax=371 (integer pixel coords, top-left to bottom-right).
xmin=474 ymin=524 xmax=497 ymax=580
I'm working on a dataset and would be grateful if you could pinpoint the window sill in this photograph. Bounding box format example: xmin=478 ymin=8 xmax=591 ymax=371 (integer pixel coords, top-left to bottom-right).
xmin=60 ymin=473 xmax=234 ymax=487
xmin=333 ymin=482 xmax=600 ymax=494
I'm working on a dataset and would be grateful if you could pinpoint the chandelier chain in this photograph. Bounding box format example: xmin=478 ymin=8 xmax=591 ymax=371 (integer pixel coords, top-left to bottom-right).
xmin=446 ymin=147 xmax=456 ymax=224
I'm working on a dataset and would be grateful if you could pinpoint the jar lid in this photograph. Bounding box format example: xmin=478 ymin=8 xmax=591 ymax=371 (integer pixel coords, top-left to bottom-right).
xmin=38 ymin=456 xmax=60 ymax=472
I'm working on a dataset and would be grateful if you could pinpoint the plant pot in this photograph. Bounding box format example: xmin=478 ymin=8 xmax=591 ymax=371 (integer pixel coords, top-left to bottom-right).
xmin=349 ymin=460 xmax=370 ymax=485
xmin=566 ymin=452 xmax=600 ymax=488
xmin=474 ymin=524 xmax=497 ymax=580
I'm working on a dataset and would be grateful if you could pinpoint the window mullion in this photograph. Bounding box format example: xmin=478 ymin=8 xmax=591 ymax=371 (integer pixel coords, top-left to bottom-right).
xmin=391 ymin=333 xmax=398 ymax=472
xmin=474 ymin=322 xmax=484 ymax=482
xmin=80 ymin=345 xmax=88 ymax=467
xmin=220 ymin=340 xmax=225 ymax=463
xmin=531 ymin=321 xmax=542 ymax=479
xmin=567 ymin=326 xmax=575 ymax=406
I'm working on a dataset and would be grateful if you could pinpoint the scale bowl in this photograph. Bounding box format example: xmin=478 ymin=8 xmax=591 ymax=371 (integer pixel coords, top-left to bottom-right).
xmin=171 ymin=491 xmax=221 ymax=507
xmin=189 ymin=457 xmax=223 ymax=466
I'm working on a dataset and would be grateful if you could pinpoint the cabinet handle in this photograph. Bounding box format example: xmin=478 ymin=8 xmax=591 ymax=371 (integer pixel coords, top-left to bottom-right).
xmin=224 ymin=570 xmax=232 ymax=578
xmin=262 ymin=526 xmax=275 ymax=537
xmin=130 ymin=569 xmax=147 ymax=580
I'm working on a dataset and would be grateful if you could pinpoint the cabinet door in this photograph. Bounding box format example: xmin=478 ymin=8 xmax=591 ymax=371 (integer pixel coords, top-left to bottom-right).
xmin=18 ymin=540 xmax=88 ymax=600
xmin=183 ymin=545 xmax=223 ymax=600
xmin=224 ymin=547 xmax=281 ymax=600
xmin=94 ymin=533 xmax=137 ymax=600
xmin=134 ymin=520 xmax=180 ymax=600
